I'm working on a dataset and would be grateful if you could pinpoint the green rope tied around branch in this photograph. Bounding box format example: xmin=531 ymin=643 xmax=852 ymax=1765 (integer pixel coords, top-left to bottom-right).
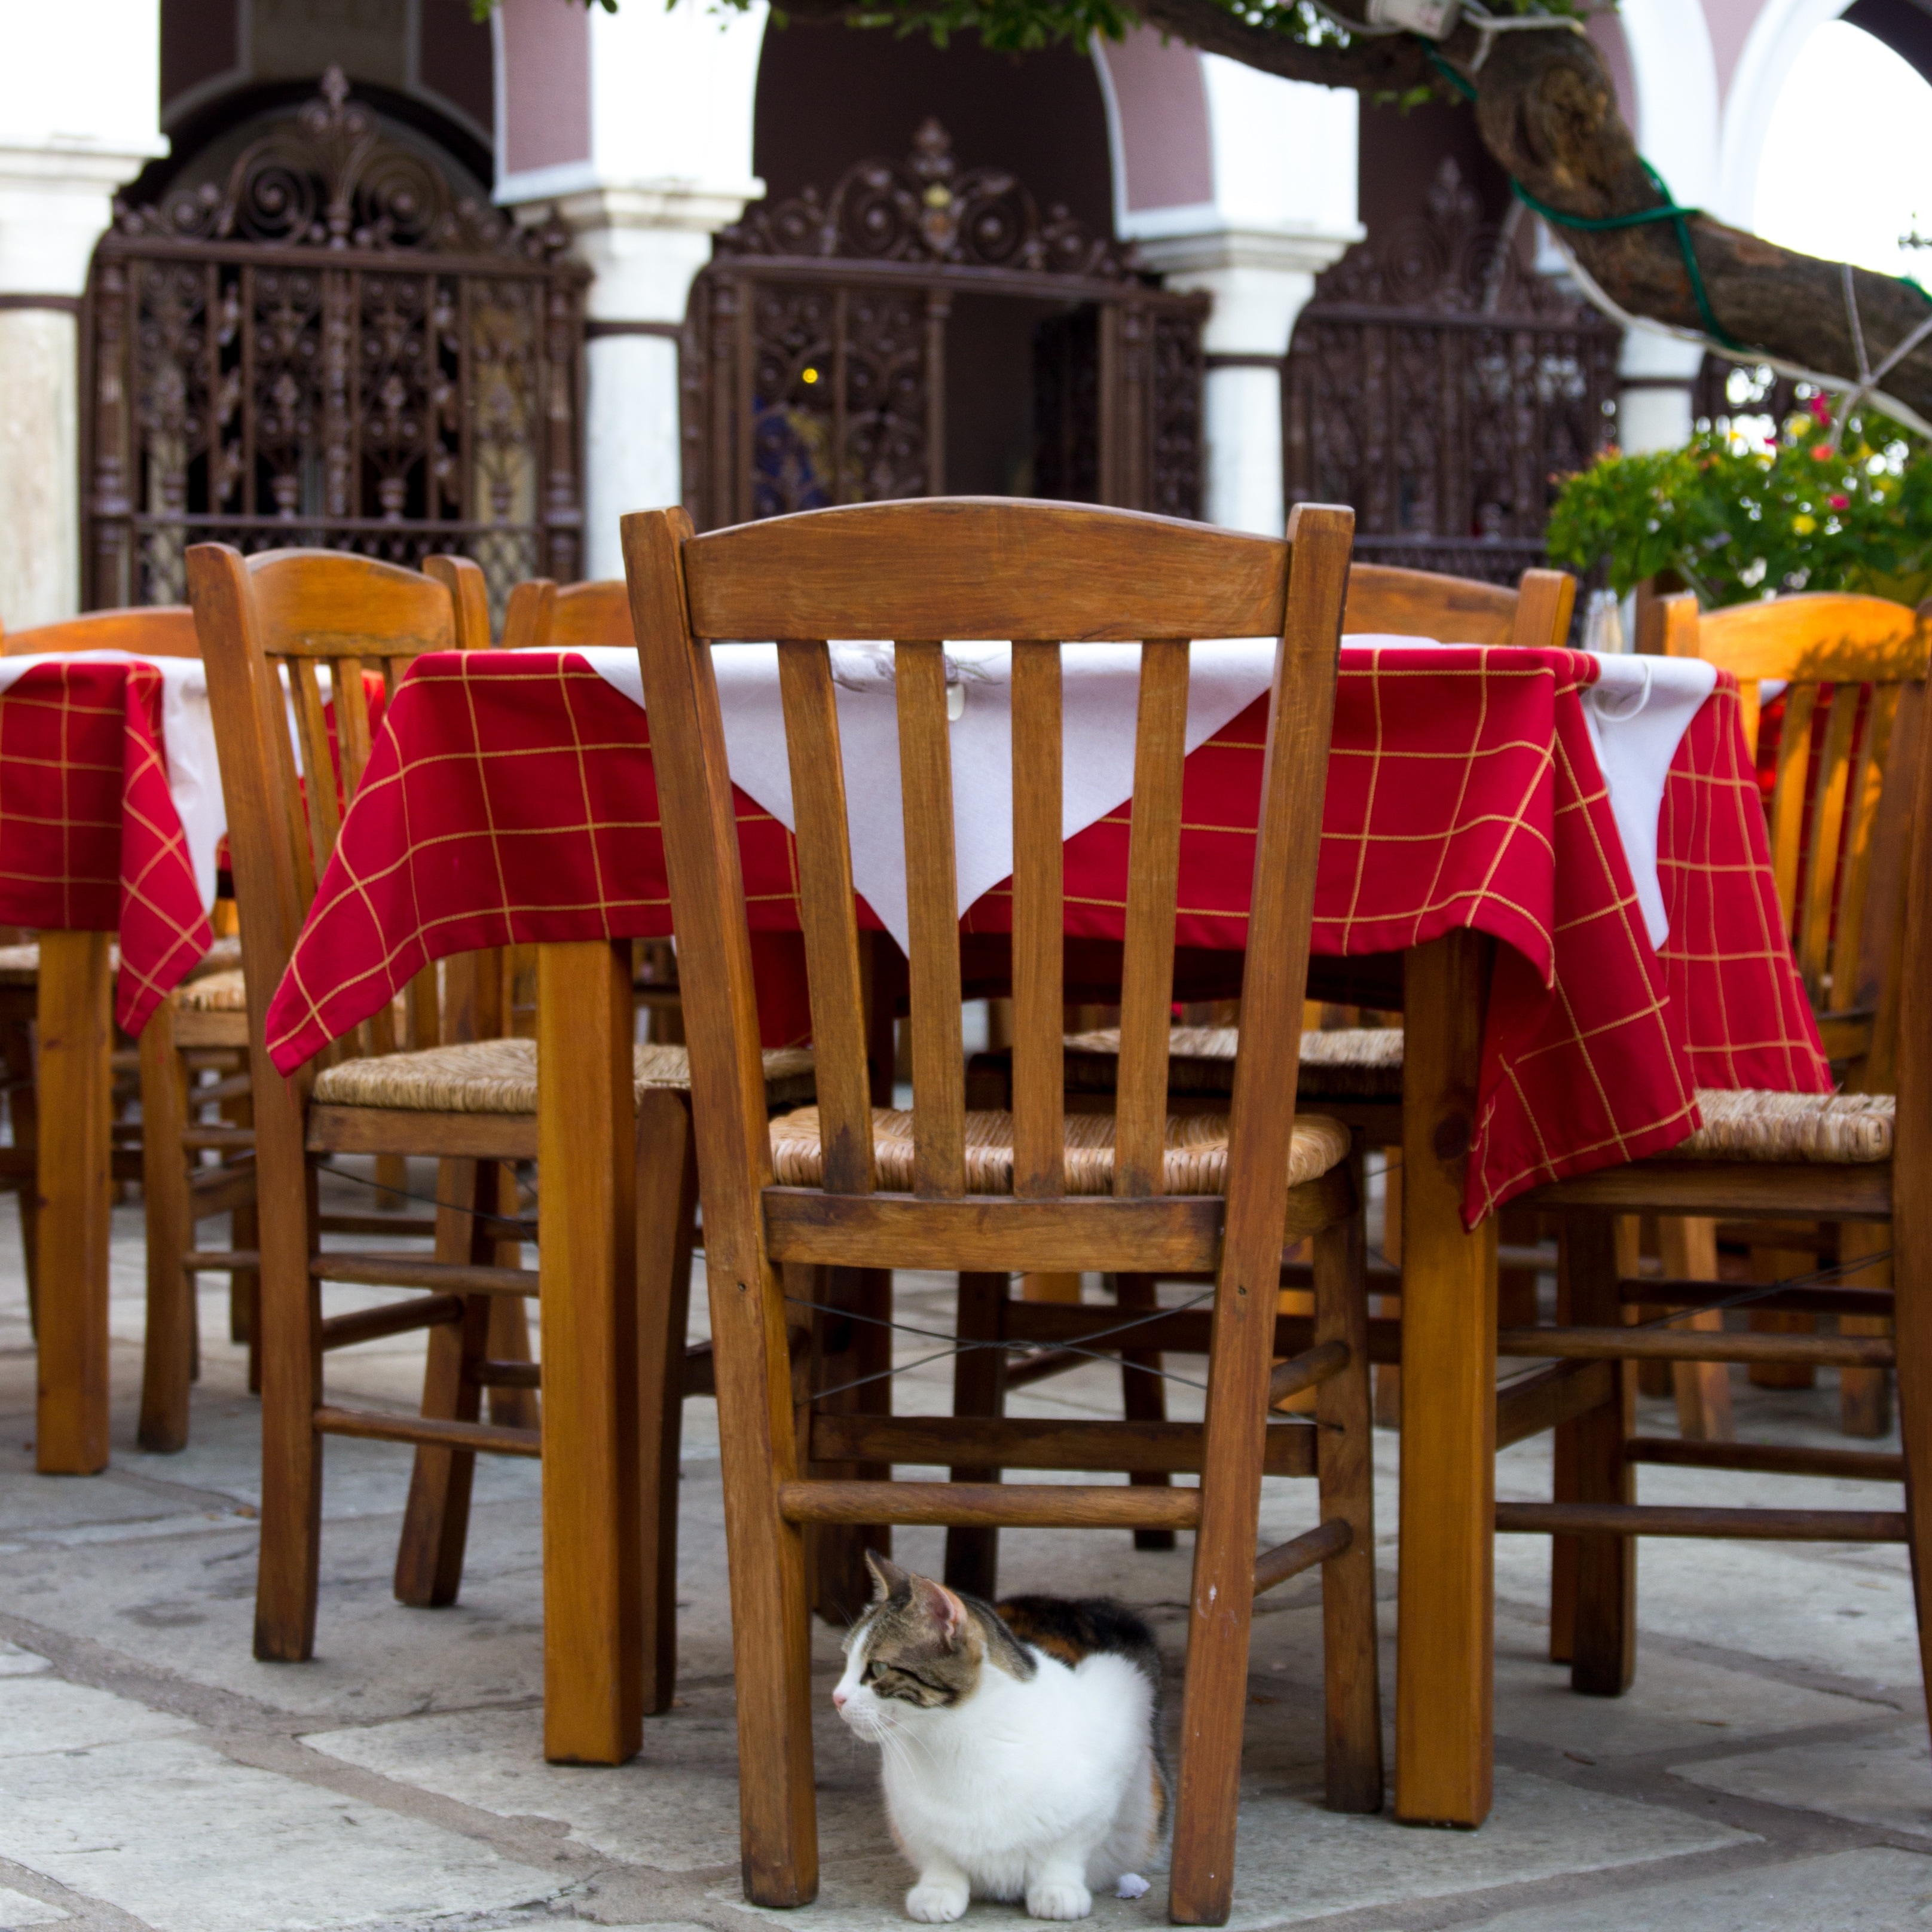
xmin=1424 ymin=48 xmax=1746 ymax=353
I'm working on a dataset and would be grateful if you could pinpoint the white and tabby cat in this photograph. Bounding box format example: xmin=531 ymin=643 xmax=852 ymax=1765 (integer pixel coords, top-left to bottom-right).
xmin=833 ymin=1552 xmax=1167 ymax=1923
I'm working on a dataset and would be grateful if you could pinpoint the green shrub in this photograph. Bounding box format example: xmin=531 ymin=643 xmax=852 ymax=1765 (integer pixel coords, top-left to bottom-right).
xmin=1546 ymin=394 xmax=1932 ymax=609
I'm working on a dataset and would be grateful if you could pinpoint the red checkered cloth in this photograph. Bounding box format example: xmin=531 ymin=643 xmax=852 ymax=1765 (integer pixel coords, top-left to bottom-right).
xmin=0 ymin=660 xmax=213 ymax=1035
xmin=265 ymin=646 xmax=1827 ymax=1221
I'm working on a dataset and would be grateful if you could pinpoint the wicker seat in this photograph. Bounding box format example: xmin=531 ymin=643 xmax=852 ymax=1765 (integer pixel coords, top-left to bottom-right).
xmin=174 ymin=965 xmax=248 ymax=1012
xmin=1062 ymin=1024 xmax=1404 ymax=1100
xmin=1667 ymin=1088 xmax=1894 ymax=1163
xmin=314 ymin=1037 xmax=815 ymax=1115
xmin=769 ymin=1102 xmax=1350 ymax=1195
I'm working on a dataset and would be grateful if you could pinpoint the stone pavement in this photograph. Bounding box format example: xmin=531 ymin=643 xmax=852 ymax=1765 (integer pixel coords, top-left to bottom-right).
xmin=2 ymin=1165 xmax=1930 ymax=1931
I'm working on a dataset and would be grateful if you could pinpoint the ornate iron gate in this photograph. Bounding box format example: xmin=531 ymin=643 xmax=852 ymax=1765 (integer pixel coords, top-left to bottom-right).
xmin=1285 ymin=160 xmax=1619 ymax=586
xmin=85 ymin=69 xmax=586 ymax=615
xmin=683 ymin=121 xmax=1205 ymax=529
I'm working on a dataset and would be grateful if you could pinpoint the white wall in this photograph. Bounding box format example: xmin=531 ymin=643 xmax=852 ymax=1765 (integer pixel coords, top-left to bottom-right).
xmin=497 ymin=0 xmax=767 ymax=572
xmin=0 ymin=0 xmax=166 ymax=622
xmin=1099 ymin=47 xmax=1362 ymax=534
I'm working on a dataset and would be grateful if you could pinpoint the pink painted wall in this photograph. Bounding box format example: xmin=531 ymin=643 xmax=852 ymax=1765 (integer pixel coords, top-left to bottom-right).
xmin=499 ymin=0 xmax=591 ymax=176
xmin=1588 ymin=11 xmax=1637 ymax=125
xmin=1102 ymin=26 xmax=1212 ymax=212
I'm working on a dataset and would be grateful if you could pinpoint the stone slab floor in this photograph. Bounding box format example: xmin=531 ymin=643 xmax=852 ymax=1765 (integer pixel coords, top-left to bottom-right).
xmin=2 ymin=1165 xmax=1930 ymax=1931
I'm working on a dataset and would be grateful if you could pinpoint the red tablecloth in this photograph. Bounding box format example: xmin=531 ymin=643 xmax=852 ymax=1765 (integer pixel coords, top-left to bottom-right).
xmin=0 ymin=660 xmax=212 ymax=1034
xmin=265 ymin=646 xmax=1829 ymax=1221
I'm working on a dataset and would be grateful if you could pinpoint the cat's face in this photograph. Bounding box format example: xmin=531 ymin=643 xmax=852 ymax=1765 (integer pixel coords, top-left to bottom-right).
xmin=832 ymin=1554 xmax=984 ymax=1741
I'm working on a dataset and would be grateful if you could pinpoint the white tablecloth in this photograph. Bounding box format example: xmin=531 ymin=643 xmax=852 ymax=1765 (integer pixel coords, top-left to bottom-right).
xmin=578 ymin=639 xmax=1716 ymax=954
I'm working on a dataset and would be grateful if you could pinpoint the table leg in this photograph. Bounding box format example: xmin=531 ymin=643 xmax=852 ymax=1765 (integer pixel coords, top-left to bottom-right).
xmin=36 ymin=930 xmax=113 ymax=1475
xmin=1395 ymin=930 xmax=1497 ymax=1827
xmin=539 ymin=940 xmax=642 ymax=1764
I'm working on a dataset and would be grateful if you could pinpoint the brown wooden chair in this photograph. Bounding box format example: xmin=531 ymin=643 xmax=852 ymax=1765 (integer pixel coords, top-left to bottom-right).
xmin=129 ymin=559 xmax=490 ymax=1454
xmin=1653 ymin=591 xmax=1932 ymax=1441
xmin=624 ymin=494 xmax=1377 ymax=1919
xmin=968 ymin=563 xmax=1579 ymax=1487
xmin=187 ymin=544 xmax=814 ymax=1722
xmin=1507 ymin=595 xmax=1932 ymax=1709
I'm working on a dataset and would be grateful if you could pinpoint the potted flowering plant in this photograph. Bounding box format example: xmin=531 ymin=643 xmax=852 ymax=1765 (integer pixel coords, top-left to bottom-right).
xmin=1546 ymin=394 xmax=1932 ymax=609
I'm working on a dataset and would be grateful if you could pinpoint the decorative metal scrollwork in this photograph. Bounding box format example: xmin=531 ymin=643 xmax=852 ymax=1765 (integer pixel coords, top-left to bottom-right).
xmin=1286 ymin=158 xmax=1619 ymax=589
xmin=87 ymin=71 xmax=586 ymax=620
xmin=717 ymin=117 xmax=1131 ymax=282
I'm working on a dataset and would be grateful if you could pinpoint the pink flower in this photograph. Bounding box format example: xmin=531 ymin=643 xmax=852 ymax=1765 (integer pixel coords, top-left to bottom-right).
xmin=1829 ymin=494 xmax=1849 ymax=510
xmin=1810 ymin=395 xmax=1835 ymax=426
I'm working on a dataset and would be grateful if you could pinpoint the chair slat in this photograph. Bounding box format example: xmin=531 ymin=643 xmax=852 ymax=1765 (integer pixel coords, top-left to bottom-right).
xmin=502 ymin=579 xmax=557 ymax=651
xmin=895 ymin=641 xmax=965 ymax=1199
xmin=331 ymin=655 xmax=375 ymax=808
xmin=1766 ymin=684 xmax=1818 ymax=924
xmin=1507 ymin=569 xmax=1576 ymax=650
xmin=1114 ymin=639 xmax=1190 ymax=1198
xmin=286 ymin=658 xmax=340 ymax=895
xmin=1830 ymin=683 xmax=1900 ymax=1016
xmin=1010 ymin=640 xmax=1064 ymax=1199
xmin=1796 ymin=681 xmax=1863 ymax=998
xmin=777 ymin=639 xmax=873 ymax=1194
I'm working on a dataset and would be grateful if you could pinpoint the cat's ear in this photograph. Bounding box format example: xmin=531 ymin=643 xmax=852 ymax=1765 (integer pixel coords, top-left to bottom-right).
xmin=865 ymin=1550 xmax=909 ymax=1601
xmin=913 ymin=1575 xmax=969 ymax=1649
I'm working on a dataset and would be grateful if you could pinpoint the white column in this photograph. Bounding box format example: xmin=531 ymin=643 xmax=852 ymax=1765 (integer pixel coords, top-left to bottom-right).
xmin=496 ymin=0 xmax=766 ymax=576
xmin=1619 ymin=329 xmax=1705 ymax=453
xmin=1110 ymin=54 xmax=1361 ymax=536
xmin=0 ymin=1 xmax=164 ymax=622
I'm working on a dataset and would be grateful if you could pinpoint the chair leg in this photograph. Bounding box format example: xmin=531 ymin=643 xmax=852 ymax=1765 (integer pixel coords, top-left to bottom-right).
xmin=1749 ymin=1242 xmax=1818 ymax=1386
xmin=802 ymin=1264 xmax=895 ymax=1622
xmin=1563 ymin=1210 xmax=1635 ymax=1696
xmin=1372 ymin=1147 xmax=1401 ymax=1427
xmin=1313 ymin=1161 xmax=1383 ymax=1814
xmin=487 ymin=1161 xmax=539 ymax=1430
xmin=943 ymin=1271 xmax=1008 ymax=1600
xmin=1890 ymin=1205 xmax=1932 ymax=1744
xmin=137 ymin=1004 xmax=195 ymax=1453
xmin=393 ymin=1159 xmax=493 ymax=1608
xmin=1169 ymin=1234 xmax=1284 ymax=1922
xmin=712 ymin=1243 xmax=820 ymax=1906
xmin=254 ymin=1102 xmax=323 ymax=1663
xmin=1115 ymin=1272 xmax=1176 ymax=1552
xmin=4 ymin=1010 xmax=39 ymax=1337
xmin=636 ymin=1088 xmax=698 ymax=1715
xmin=225 ymin=1081 xmax=261 ymax=1389
xmin=1839 ymin=1220 xmax=1894 ymax=1439
xmin=1659 ymin=1217 xmax=1734 ymax=1442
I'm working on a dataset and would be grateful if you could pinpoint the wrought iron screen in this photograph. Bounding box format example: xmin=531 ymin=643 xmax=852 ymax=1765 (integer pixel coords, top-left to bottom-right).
xmin=683 ymin=120 xmax=1205 ymax=529
xmin=1285 ymin=160 xmax=1619 ymax=586
xmin=85 ymin=69 xmax=587 ymax=617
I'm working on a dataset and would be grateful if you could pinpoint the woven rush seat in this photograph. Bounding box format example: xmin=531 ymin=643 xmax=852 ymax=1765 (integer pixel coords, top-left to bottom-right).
xmin=0 ymin=936 xmax=234 ymax=990
xmin=313 ymin=1035 xmax=816 ymax=1115
xmin=1666 ymin=1088 xmax=1894 ymax=1163
xmin=175 ymin=967 xmax=247 ymax=1012
xmin=769 ymin=1103 xmax=1350 ymax=1195
xmin=1062 ymin=1025 xmax=1404 ymax=1099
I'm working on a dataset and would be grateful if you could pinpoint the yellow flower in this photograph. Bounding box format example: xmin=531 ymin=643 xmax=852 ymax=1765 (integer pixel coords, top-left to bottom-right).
xmin=1792 ymin=513 xmax=1817 ymax=535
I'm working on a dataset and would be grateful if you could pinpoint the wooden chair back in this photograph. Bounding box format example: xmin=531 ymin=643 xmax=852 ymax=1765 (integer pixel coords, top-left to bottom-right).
xmin=1668 ymin=589 xmax=1932 ymax=1080
xmin=1342 ymin=564 xmax=1576 ymax=649
xmin=185 ymin=547 xmax=489 ymax=1049
xmin=3 ymin=606 xmax=203 ymax=656
xmin=502 ymin=577 xmax=632 ymax=650
xmin=625 ymin=493 xmax=1352 ymax=1255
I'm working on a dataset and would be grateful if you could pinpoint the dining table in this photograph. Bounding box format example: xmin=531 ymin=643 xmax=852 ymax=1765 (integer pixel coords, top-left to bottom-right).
xmin=262 ymin=635 xmax=1826 ymax=1816
xmin=0 ymin=653 xmax=219 ymax=1473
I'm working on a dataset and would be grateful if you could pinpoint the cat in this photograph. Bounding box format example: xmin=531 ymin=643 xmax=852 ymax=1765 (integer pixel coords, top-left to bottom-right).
xmin=832 ymin=1551 xmax=1167 ymax=1924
